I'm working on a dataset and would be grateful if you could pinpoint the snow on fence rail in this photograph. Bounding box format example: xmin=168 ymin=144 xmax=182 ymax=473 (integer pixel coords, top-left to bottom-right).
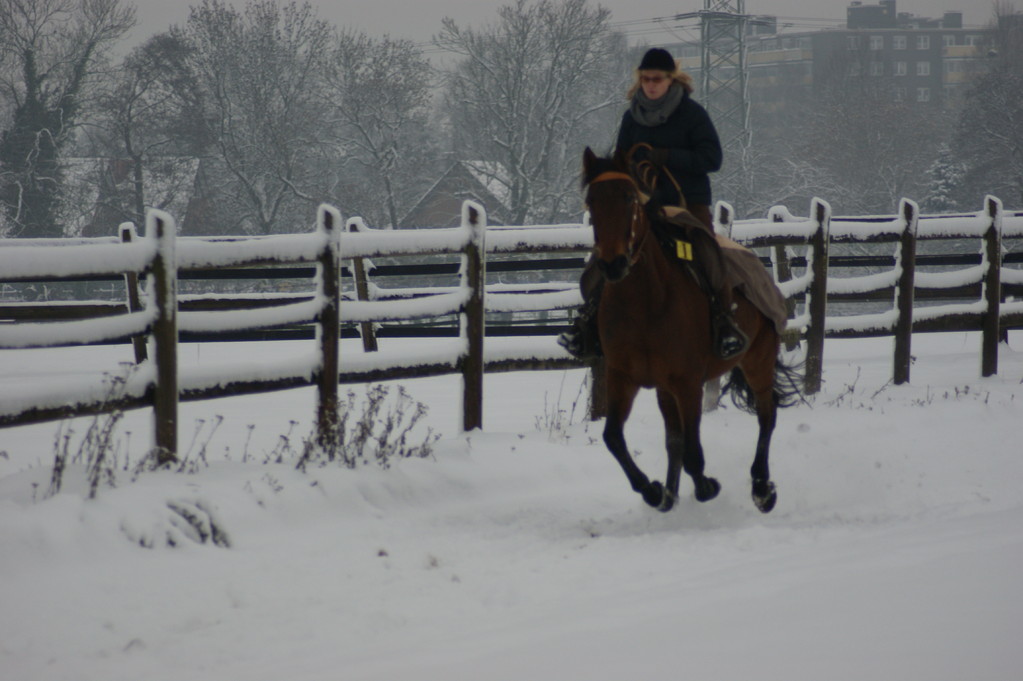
xmin=0 ymin=206 xmax=343 ymax=464
xmin=0 ymin=201 xmax=588 ymax=460
xmin=2 ymin=195 xmax=1021 ymax=461
xmin=722 ymin=195 xmax=1022 ymax=391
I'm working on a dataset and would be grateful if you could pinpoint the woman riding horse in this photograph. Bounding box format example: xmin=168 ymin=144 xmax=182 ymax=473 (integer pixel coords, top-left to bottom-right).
xmin=560 ymin=47 xmax=747 ymax=361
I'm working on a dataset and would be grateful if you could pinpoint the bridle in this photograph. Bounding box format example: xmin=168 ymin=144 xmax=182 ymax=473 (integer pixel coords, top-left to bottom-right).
xmin=586 ymin=170 xmax=650 ymax=268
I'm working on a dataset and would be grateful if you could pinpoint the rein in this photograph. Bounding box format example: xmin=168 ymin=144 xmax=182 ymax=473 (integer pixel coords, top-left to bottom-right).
xmin=587 ymin=170 xmax=650 ymax=268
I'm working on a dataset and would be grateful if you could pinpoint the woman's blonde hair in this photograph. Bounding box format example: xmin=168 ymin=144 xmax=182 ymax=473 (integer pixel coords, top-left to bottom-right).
xmin=626 ymin=67 xmax=695 ymax=99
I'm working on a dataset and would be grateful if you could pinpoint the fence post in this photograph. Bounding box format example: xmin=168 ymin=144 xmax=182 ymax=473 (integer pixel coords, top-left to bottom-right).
xmin=715 ymin=201 xmax=732 ymax=235
xmin=460 ymin=201 xmax=486 ymax=431
xmin=893 ymin=199 xmax=918 ymax=385
xmin=981 ymin=195 xmax=1003 ymax=377
xmin=769 ymin=208 xmax=800 ymax=352
xmin=588 ymin=357 xmax=607 ymax=421
xmin=347 ymin=218 xmax=379 ymax=353
xmin=119 ymin=222 xmax=148 ymax=364
xmin=316 ymin=205 xmax=342 ymax=450
xmin=149 ymin=211 xmax=178 ymax=466
xmin=804 ymin=198 xmax=830 ymax=395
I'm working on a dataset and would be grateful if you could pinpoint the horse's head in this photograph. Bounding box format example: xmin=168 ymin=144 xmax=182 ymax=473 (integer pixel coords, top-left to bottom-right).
xmin=582 ymin=147 xmax=646 ymax=283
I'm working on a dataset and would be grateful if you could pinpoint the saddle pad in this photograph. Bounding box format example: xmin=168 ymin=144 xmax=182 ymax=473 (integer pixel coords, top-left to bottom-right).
xmin=717 ymin=238 xmax=790 ymax=334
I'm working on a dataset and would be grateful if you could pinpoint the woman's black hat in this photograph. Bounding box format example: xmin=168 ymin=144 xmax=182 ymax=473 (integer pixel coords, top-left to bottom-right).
xmin=638 ymin=48 xmax=676 ymax=72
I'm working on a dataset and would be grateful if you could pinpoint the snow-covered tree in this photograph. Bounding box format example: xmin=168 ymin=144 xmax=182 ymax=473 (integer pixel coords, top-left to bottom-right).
xmin=324 ymin=32 xmax=439 ymax=229
xmin=178 ymin=0 xmax=334 ymax=234
xmin=780 ymin=71 xmax=951 ymax=215
xmin=80 ymin=32 xmax=208 ymax=231
xmin=436 ymin=0 xmax=629 ymax=225
xmin=952 ymin=6 xmax=1023 ymax=208
xmin=0 ymin=0 xmax=135 ymax=237
xmin=922 ymin=144 xmax=965 ymax=213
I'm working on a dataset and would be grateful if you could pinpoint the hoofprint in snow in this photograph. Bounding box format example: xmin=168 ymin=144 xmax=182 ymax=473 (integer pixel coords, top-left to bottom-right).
xmin=1 ymin=331 xmax=1021 ymax=681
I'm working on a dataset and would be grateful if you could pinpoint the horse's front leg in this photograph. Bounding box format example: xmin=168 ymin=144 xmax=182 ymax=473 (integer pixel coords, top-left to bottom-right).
xmin=654 ymin=389 xmax=684 ymax=512
xmin=667 ymin=381 xmax=721 ymax=505
xmin=603 ymin=370 xmax=664 ymax=508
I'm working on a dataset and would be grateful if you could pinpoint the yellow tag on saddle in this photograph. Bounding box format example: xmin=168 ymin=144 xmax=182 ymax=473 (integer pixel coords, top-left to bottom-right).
xmin=675 ymin=240 xmax=694 ymax=261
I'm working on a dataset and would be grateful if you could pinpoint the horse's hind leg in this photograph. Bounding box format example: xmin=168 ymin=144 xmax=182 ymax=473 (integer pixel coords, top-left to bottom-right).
xmin=750 ymin=395 xmax=778 ymax=513
xmin=742 ymin=353 xmax=780 ymax=513
xmin=603 ymin=372 xmax=665 ymax=508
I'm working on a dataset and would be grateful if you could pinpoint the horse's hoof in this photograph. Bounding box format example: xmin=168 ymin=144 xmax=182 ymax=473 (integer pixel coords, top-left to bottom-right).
xmin=657 ymin=486 xmax=678 ymax=513
xmin=695 ymin=477 xmax=721 ymax=503
xmin=752 ymin=478 xmax=777 ymax=513
xmin=643 ymin=481 xmax=668 ymax=510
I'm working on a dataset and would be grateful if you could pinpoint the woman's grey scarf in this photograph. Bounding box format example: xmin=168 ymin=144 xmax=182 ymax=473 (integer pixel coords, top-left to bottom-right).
xmin=630 ymin=82 xmax=685 ymax=127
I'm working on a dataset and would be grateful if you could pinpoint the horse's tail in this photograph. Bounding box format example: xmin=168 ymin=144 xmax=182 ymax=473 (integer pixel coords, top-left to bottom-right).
xmin=720 ymin=356 xmax=805 ymax=414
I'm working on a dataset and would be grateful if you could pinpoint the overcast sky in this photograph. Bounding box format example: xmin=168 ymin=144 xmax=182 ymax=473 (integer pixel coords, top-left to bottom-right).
xmin=125 ymin=0 xmax=999 ymax=50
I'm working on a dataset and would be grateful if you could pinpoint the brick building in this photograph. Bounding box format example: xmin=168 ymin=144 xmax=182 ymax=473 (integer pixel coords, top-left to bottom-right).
xmin=668 ymin=1 xmax=994 ymax=134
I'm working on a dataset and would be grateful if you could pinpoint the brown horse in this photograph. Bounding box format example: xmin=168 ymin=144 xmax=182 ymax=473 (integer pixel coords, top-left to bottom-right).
xmin=582 ymin=147 xmax=800 ymax=513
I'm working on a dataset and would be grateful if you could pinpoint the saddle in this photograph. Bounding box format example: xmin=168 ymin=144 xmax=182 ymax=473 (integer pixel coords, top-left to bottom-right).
xmin=627 ymin=144 xmax=789 ymax=334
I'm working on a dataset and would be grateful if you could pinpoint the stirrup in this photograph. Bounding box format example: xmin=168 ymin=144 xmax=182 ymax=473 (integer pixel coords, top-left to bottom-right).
xmin=557 ymin=328 xmax=583 ymax=355
xmin=558 ymin=306 xmax=602 ymax=360
xmin=714 ymin=317 xmax=748 ymax=360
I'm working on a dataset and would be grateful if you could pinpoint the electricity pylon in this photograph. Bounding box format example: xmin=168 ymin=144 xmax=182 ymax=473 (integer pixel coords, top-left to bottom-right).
xmin=676 ymin=0 xmax=753 ymax=206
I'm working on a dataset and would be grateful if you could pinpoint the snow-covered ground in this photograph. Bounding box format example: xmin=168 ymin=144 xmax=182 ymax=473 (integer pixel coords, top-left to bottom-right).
xmin=1 ymin=331 xmax=1021 ymax=681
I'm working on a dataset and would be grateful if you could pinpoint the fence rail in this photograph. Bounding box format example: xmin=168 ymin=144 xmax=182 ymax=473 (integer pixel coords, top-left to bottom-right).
xmin=2 ymin=196 xmax=1022 ymax=460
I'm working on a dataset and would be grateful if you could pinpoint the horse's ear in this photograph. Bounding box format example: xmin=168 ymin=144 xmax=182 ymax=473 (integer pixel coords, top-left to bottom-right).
xmin=611 ymin=147 xmax=628 ymax=171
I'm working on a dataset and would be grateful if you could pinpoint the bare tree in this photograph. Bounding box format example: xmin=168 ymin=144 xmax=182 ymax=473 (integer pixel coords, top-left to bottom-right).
xmin=179 ymin=0 xmax=333 ymax=234
xmin=777 ymin=69 xmax=951 ymax=215
xmin=81 ymin=32 xmax=207 ymax=230
xmin=952 ymin=5 xmax=1023 ymax=207
xmin=436 ymin=0 xmax=628 ymax=225
xmin=734 ymin=140 xmax=847 ymax=219
xmin=0 ymin=0 xmax=135 ymax=237
xmin=324 ymin=32 xmax=438 ymax=228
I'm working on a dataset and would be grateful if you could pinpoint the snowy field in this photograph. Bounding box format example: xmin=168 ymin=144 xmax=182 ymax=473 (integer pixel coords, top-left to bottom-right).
xmin=1 ymin=331 xmax=1021 ymax=681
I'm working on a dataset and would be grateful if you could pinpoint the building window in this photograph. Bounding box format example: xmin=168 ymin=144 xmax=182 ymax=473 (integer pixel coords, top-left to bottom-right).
xmin=849 ymin=61 xmax=862 ymax=77
xmin=893 ymin=35 xmax=907 ymax=50
xmin=966 ymin=34 xmax=984 ymax=46
xmin=917 ymin=61 xmax=931 ymax=76
xmin=847 ymin=35 xmax=861 ymax=50
xmin=894 ymin=87 xmax=907 ymax=102
xmin=917 ymin=87 xmax=930 ymax=102
xmin=943 ymin=34 xmax=956 ymax=47
xmin=871 ymin=61 xmax=885 ymax=76
xmin=870 ymin=35 xmax=884 ymax=50
xmin=917 ymin=35 xmax=930 ymax=50
xmin=894 ymin=61 xmax=907 ymax=76
xmin=944 ymin=60 xmax=963 ymax=74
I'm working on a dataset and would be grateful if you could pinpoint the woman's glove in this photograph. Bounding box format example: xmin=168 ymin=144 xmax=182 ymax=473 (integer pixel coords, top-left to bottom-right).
xmin=649 ymin=147 xmax=669 ymax=166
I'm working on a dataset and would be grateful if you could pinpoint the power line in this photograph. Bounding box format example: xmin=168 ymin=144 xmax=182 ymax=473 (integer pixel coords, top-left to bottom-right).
xmin=419 ymin=12 xmax=848 ymax=57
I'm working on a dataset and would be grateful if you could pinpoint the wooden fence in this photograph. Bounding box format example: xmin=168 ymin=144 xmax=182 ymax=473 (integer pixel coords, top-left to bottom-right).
xmin=723 ymin=196 xmax=1023 ymax=391
xmin=0 ymin=206 xmax=346 ymax=463
xmin=2 ymin=196 xmax=1021 ymax=461
xmin=0 ymin=201 xmax=589 ymax=460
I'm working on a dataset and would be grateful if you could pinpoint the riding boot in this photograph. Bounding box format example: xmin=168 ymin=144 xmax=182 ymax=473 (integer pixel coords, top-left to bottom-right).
xmin=709 ymin=290 xmax=748 ymax=360
xmin=679 ymin=218 xmax=748 ymax=361
xmin=558 ymin=263 xmax=603 ymax=360
xmin=557 ymin=294 xmax=602 ymax=360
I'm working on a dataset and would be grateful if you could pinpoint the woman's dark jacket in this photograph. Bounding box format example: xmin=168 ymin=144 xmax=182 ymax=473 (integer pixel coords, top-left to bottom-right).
xmin=614 ymin=93 xmax=722 ymax=207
